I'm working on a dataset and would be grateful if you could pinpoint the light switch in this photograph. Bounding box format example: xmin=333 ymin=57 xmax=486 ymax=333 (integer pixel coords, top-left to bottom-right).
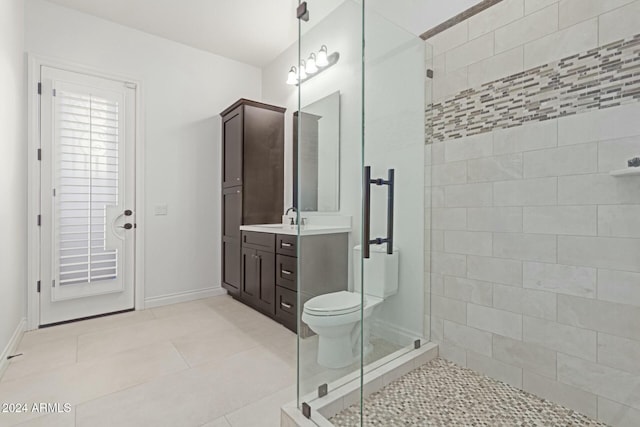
xmin=154 ymin=204 xmax=168 ymax=216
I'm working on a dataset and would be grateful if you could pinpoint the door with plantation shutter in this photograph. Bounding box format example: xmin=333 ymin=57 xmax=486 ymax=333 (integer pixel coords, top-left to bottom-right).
xmin=39 ymin=67 xmax=136 ymax=325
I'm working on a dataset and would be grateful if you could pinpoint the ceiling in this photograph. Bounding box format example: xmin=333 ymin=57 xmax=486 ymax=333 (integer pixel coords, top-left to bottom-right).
xmin=44 ymin=0 xmax=482 ymax=67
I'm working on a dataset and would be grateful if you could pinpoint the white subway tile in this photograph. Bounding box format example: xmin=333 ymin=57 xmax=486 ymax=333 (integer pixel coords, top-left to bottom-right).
xmin=469 ymin=0 xmax=525 ymax=39
xmin=467 ymin=153 xmax=523 ymax=183
xmin=493 ymin=335 xmax=556 ymax=378
xmin=523 ymin=143 xmax=598 ymax=178
xmin=467 ymin=207 xmax=523 ymax=232
xmin=431 ymin=141 xmax=445 ymax=165
xmin=468 ymin=304 xmax=523 ymax=339
xmin=558 ymin=174 xmax=640 ymax=205
xmin=432 ymin=252 xmax=467 ymax=277
xmin=558 ymin=353 xmax=640 ymax=411
xmin=446 ymin=33 xmax=494 ymax=72
xmin=432 ymin=295 xmax=467 ymax=324
xmin=558 ymin=236 xmax=640 ymax=272
xmin=467 ymin=351 xmax=523 ymax=388
xmin=523 ymin=206 xmax=597 ymax=236
xmin=598 ymin=205 xmax=640 ymax=238
xmin=494 ymin=177 xmax=557 ymax=206
xmin=493 ymin=284 xmax=557 ymax=320
xmin=598 ymin=269 xmax=640 ymax=308
xmin=433 ymin=66 xmax=468 ymax=103
xmin=558 ymin=295 xmax=640 ymax=341
xmin=431 ymin=315 xmax=444 ymax=342
xmin=524 ymin=19 xmax=598 ymax=69
xmin=445 ymin=183 xmax=493 ymax=207
xmin=525 ymin=0 xmax=558 ymax=15
xmin=431 ymin=273 xmax=444 ymax=296
xmin=599 ymin=0 xmax=640 ymax=45
xmin=445 ymin=132 xmax=493 ymax=162
xmin=523 ymin=261 xmax=596 ymax=298
xmin=598 ymin=136 xmax=640 ymax=172
xmin=432 ymin=161 xmax=467 ymax=186
xmin=438 ymin=341 xmax=467 ymax=366
xmin=468 ymin=255 xmax=523 ymax=286
xmin=598 ymin=397 xmax=640 ymax=427
xmin=444 ymin=276 xmax=493 ymax=306
xmin=445 ymin=231 xmax=493 ymax=256
xmin=523 ymin=371 xmax=597 ymax=418
xmin=598 ymin=333 xmax=640 ymax=375
xmin=493 ymin=120 xmax=558 ymax=155
xmin=559 ymin=0 xmax=635 ymax=29
xmin=468 ymin=47 xmax=524 ymax=87
xmin=523 ymin=316 xmax=597 ymax=360
xmin=428 ymin=22 xmax=468 ymax=56
xmin=495 ymin=4 xmax=558 ymax=53
xmin=432 ymin=208 xmax=467 ymax=230
xmin=444 ymin=320 xmax=493 ymax=357
xmin=558 ymin=103 xmax=640 ymax=146
xmin=431 ymin=186 xmax=445 ymax=208
xmin=493 ymin=233 xmax=557 ymax=263
xmin=431 ymin=230 xmax=445 ymax=252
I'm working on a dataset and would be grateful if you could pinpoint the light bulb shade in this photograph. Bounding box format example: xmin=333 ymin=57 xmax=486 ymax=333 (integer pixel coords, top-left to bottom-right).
xmin=286 ymin=66 xmax=298 ymax=85
xmin=306 ymin=53 xmax=318 ymax=74
xmin=316 ymin=45 xmax=329 ymax=67
xmin=298 ymin=61 xmax=308 ymax=80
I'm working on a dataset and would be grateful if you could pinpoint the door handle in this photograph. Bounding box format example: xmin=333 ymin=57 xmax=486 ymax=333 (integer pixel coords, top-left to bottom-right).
xmin=363 ymin=167 xmax=395 ymax=259
xmin=118 ymin=223 xmax=133 ymax=230
xmin=124 ymin=209 xmax=133 ymax=216
xmin=281 ymin=270 xmax=293 ymax=275
xmin=281 ymin=301 xmax=293 ymax=309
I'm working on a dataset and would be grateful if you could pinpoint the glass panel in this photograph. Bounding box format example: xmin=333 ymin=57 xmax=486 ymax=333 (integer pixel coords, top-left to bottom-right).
xmin=55 ymin=90 xmax=119 ymax=286
xmin=296 ymin=0 xmax=364 ymax=424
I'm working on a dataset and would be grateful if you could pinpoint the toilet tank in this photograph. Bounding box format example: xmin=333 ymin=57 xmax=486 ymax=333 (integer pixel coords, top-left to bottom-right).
xmin=353 ymin=245 xmax=399 ymax=298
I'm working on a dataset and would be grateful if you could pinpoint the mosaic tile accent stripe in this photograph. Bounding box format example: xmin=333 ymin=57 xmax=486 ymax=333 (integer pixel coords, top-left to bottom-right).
xmin=330 ymin=358 xmax=607 ymax=426
xmin=427 ymin=34 xmax=640 ymax=143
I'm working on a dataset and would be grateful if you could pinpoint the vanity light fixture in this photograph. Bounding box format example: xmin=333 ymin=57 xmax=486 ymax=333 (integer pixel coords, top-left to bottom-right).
xmin=286 ymin=45 xmax=340 ymax=85
xmin=286 ymin=67 xmax=298 ymax=85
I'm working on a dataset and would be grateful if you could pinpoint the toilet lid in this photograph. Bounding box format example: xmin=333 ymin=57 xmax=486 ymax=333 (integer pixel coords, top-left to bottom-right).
xmin=304 ymin=291 xmax=364 ymax=316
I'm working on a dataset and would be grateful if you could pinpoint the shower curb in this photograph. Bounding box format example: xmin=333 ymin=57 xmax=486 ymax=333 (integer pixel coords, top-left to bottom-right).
xmin=281 ymin=342 xmax=438 ymax=426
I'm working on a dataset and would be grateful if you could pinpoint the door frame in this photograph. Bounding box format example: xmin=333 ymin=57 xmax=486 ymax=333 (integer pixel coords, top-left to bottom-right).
xmin=27 ymin=54 xmax=146 ymax=331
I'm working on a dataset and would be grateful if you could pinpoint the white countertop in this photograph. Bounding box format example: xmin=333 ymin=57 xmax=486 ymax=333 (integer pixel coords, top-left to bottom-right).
xmin=239 ymin=223 xmax=351 ymax=236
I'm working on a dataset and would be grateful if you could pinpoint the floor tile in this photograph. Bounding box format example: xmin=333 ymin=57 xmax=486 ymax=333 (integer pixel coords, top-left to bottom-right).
xmin=1 ymin=336 xmax=77 ymax=383
xmin=225 ymin=385 xmax=295 ymax=427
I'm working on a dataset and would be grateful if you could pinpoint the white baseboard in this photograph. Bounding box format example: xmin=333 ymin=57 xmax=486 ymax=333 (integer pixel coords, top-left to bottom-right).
xmin=144 ymin=287 xmax=227 ymax=309
xmin=0 ymin=318 xmax=26 ymax=380
xmin=372 ymin=318 xmax=423 ymax=348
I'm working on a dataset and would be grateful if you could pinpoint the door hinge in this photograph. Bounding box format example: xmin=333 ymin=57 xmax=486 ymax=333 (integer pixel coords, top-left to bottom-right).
xmin=37 ymin=214 xmax=41 ymax=226
xmin=52 ymin=88 xmax=57 ymax=97
xmin=52 ymin=279 xmax=55 ymax=288
xmin=37 ymin=281 xmax=41 ymax=293
xmin=297 ymin=1 xmax=309 ymax=21
xmin=52 ymin=188 xmax=56 ymax=197
xmin=37 ymin=82 xmax=42 ymax=95
xmin=37 ymin=148 xmax=41 ymax=161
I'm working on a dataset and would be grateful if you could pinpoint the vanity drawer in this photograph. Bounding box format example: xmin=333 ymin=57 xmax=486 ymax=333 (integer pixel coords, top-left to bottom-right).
xmin=242 ymin=231 xmax=275 ymax=251
xmin=276 ymin=234 xmax=297 ymax=256
xmin=275 ymin=286 xmax=297 ymax=333
xmin=276 ymin=255 xmax=297 ymax=291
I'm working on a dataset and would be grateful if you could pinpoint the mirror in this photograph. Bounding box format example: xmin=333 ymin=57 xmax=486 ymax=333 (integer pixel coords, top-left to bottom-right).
xmin=294 ymin=91 xmax=340 ymax=212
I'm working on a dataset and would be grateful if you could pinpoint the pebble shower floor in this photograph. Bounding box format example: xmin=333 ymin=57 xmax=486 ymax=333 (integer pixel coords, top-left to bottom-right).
xmin=330 ymin=358 xmax=606 ymax=426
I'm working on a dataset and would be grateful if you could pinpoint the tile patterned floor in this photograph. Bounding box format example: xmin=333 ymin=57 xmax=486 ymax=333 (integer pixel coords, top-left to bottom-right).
xmin=0 ymin=295 xmax=297 ymax=427
xmin=0 ymin=295 xmax=404 ymax=427
xmin=330 ymin=358 xmax=608 ymax=427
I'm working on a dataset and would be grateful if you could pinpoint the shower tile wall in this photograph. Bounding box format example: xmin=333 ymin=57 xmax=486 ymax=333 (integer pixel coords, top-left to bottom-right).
xmin=425 ymin=1 xmax=640 ymax=425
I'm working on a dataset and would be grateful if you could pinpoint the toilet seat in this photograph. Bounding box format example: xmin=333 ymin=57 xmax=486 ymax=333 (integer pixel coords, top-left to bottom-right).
xmin=304 ymin=291 xmax=364 ymax=316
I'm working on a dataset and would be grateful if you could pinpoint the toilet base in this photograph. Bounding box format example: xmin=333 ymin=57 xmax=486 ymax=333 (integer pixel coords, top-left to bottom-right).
xmin=317 ymin=334 xmax=355 ymax=369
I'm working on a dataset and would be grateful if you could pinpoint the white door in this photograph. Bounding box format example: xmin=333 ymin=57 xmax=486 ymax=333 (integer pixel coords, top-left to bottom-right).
xmin=39 ymin=66 xmax=136 ymax=325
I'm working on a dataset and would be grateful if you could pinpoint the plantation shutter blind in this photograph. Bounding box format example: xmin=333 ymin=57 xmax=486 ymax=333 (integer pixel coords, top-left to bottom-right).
xmin=55 ymin=89 xmax=120 ymax=286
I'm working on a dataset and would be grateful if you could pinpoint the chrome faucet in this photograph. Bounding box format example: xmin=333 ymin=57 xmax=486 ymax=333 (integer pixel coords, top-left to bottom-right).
xmin=285 ymin=206 xmax=297 ymax=216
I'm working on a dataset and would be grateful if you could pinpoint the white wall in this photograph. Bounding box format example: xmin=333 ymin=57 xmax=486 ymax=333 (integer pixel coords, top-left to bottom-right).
xmin=25 ymin=0 xmax=262 ymax=302
xmin=0 ymin=0 xmax=27 ymax=361
xmin=263 ymin=1 xmax=425 ymax=345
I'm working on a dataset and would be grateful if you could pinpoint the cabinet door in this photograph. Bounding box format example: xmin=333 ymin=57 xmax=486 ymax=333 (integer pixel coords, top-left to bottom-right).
xmin=241 ymin=247 xmax=258 ymax=303
xmin=223 ymin=187 xmax=242 ymax=238
xmin=222 ymin=107 xmax=243 ymax=188
xmin=256 ymin=250 xmax=276 ymax=315
xmin=222 ymin=238 xmax=240 ymax=296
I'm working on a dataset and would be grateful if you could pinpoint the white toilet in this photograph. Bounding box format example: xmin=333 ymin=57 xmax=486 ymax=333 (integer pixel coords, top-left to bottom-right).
xmin=302 ymin=245 xmax=399 ymax=369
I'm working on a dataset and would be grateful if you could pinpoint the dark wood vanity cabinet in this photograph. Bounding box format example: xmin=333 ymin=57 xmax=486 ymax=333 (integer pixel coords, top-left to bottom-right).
xmin=240 ymin=230 xmax=349 ymax=334
xmin=220 ymin=99 xmax=285 ymax=297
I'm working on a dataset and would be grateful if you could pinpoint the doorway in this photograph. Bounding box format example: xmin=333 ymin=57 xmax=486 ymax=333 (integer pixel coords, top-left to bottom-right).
xmin=38 ymin=66 xmax=137 ymax=326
